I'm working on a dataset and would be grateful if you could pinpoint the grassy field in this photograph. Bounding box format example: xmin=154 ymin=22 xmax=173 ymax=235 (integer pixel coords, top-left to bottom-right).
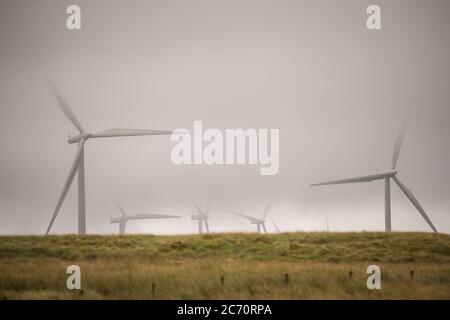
xmin=0 ymin=232 xmax=449 ymax=299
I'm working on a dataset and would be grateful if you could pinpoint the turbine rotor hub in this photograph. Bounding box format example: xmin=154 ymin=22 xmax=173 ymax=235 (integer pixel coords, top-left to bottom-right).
xmin=68 ymin=133 xmax=92 ymax=144
xmin=385 ymin=169 xmax=398 ymax=177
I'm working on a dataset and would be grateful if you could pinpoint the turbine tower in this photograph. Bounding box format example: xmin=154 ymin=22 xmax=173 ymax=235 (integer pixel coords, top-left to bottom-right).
xmin=311 ymin=124 xmax=437 ymax=233
xmin=111 ymin=204 xmax=180 ymax=235
xmin=46 ymin=85 xmax=173 ymax=235
xmin=191 ymin=200 xmax=211 ymax=234
xmin=228 ymin=198 xmax=275 ymax=233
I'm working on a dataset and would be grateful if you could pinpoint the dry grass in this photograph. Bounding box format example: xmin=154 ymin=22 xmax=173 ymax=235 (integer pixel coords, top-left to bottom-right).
xmin=0 ymin=232 xmax=449 ymax=299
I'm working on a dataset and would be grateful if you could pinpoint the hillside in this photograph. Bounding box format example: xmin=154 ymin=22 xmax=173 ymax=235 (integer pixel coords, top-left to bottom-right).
xmin=0 ymin=232 xmax=449 ymax=299
xmin=1 ymin=232 xmax=449 ymax=262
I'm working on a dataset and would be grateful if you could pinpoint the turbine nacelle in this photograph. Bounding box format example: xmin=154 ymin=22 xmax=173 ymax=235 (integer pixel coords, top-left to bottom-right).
xmin=110 ymin=216 xmax=125 ymax=224
xmin=383 ymin=170 xmax=398 ymax=178
xmin=68 ymin=133 xmax=92 ymax=144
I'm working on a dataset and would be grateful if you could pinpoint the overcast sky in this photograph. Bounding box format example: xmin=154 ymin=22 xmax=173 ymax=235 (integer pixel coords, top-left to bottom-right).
xmin=0 ymin=0 xmax=449 ymax=235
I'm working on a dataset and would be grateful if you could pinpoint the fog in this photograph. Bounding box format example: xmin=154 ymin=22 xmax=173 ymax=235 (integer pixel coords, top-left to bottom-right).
xmin=0 ymin=0 xmax=449 ymax=234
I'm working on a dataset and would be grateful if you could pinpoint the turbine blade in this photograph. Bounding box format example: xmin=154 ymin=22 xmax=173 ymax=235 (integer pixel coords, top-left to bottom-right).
xmin=192 ymin=200 xmax=205 ymax=215
xmin=262 ymin=197 xmax=275 ymax=220
xmin=262 ymin=223 xmax=268 ymax=233
xmin=392 ymin=176 xmax=438 ymax=233
xmin=91 ymin=128 xmax=173 ymax=138
xmin=391 ymin=124 xmax=407 ymax=169
xmin=228 ymin=210 xmax=257 ymax=222
xmin=50 ymin=84 xmax=85 ymax=134
xmin=271 ymin=217 xmax=281 ymax=233
xmin=46 ymin=139 xmax=86 ymax=234
xmin=204 ymin=219 xmax=210 ymax=233
xmin=311 ymin=172 xmax=388 ymax=186
xmin=117 ymin=204 xmax=127 ymax=217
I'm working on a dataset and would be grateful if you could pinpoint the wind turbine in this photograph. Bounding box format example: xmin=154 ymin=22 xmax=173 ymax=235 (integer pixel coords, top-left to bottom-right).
xmin=311 ymin=124 xmax=438 ymax=233
xmin=46 ymin=85 xmax=173 ymax=235
xmin=111 ymin=204 xmax=180 ymax=235
xmin=228 ymin=198 xmax=275 ymax=233
xmin=191 ymin=200 xmax=211 ymax=234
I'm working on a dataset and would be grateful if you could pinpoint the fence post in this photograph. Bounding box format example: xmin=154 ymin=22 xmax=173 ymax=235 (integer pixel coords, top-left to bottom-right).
xmin=151 ymin=282 xmax=156 ymax=299
xmin=284 ymin=273 xmax=290 ymax=286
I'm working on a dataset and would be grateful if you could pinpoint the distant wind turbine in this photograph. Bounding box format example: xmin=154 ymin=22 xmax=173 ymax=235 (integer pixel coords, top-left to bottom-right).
xmin=311 ymin=123 xmax=438 ymax=233
xmin=191 ymin=200 xmax=211 ymax=234
xmin=46 ymin=85 xmax=173 ymax=235
xmin=111 ymin=204 xmax=180 ymax=235
xmin=228 ymin=198 xmax=275 ymax=233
